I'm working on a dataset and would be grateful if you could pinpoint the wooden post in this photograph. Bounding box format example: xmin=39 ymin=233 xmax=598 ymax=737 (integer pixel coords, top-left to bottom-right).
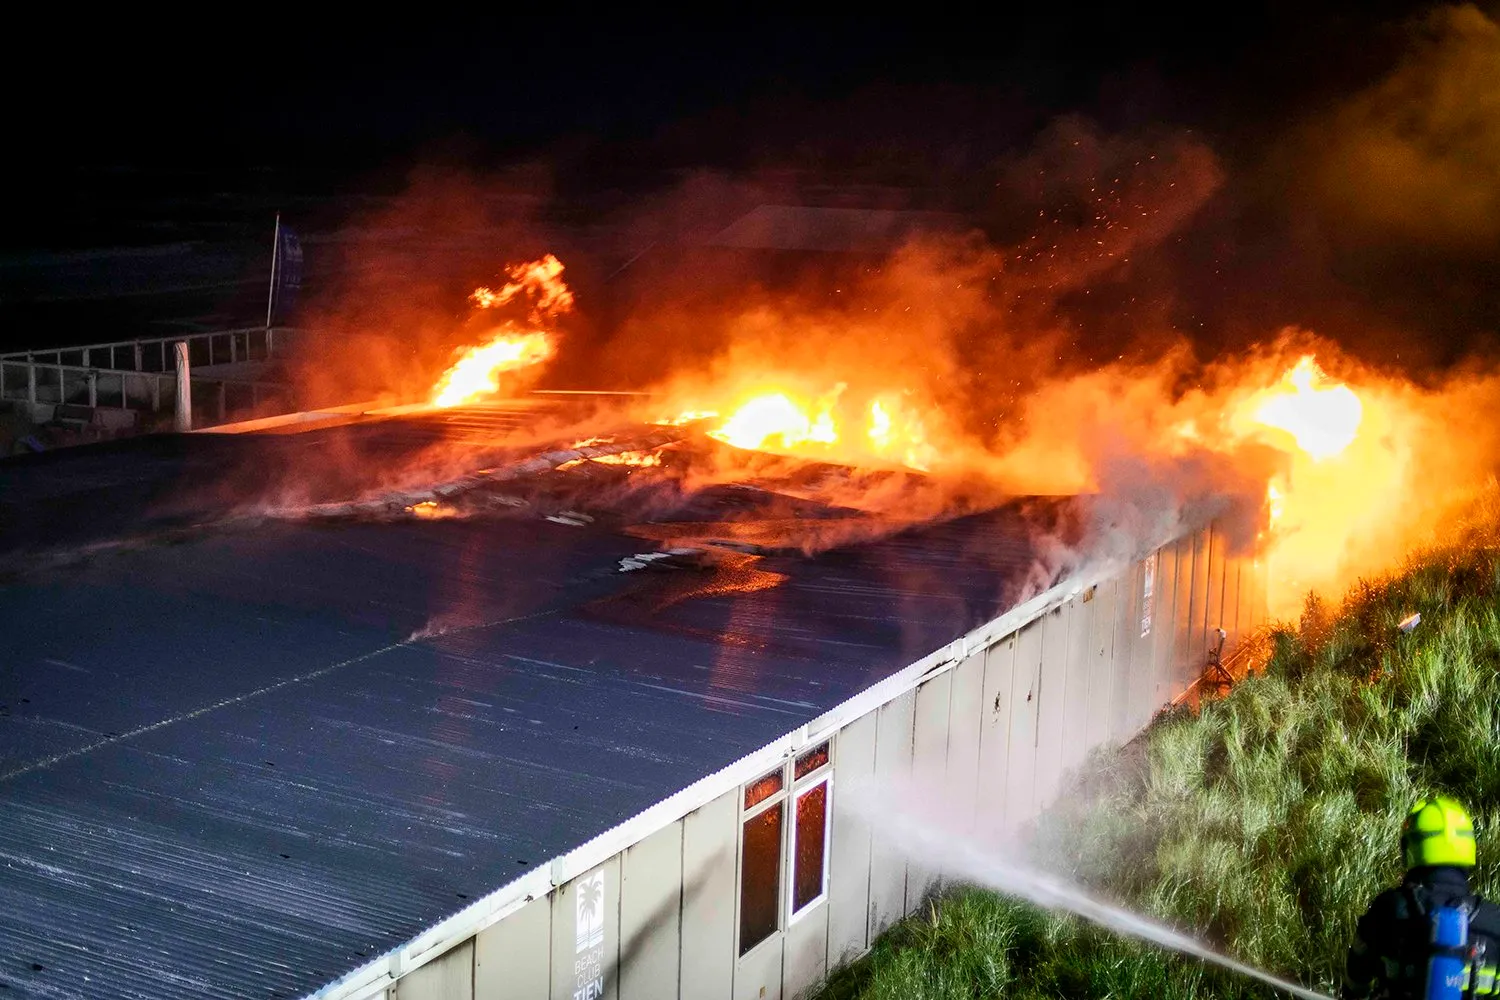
xmin=174 ymin=342 xmax=192 ymax=432
xmin=26 ymin=355 xmax=35 ymax=404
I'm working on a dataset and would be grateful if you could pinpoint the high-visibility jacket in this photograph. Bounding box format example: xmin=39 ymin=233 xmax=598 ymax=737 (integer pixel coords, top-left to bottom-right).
xmin=1346 ymin=867 xmax=1500 ymax=998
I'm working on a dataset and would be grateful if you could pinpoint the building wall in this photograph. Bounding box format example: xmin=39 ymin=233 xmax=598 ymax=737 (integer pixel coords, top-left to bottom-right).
xmin=353 ymin=522 xmax=1262 ymax=1000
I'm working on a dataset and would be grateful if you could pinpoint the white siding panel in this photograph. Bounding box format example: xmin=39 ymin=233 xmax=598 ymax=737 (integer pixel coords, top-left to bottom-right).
xmin=1004 ymin=622 xmax=1044 ymax=832
xmin=907 ymin=672 xmax=952 ymax=906
xmin=734 ymin=935 xmax=783 ymax=1000
xmin=1033 ymin=605 xmax=1071 ymax=812
xmin=1151 ymin=542 xmax=1179 ymax=714
xmin=976 ymin=635 xmax=1016 ymax=837
xmin=396 ymin=940 xmax=474 ymax=1000
xmin=943 ymin=651 xmax=986 ymax=843
xmin=826 ymin=712 xmax=876 ymax=967
xmin=620 ymin=822 xmax=683 ymax=1000
xmin=476 ymin=896 xmax=550 ymax=1000
xmin=782 ymin=902 xmax=829 ymax=1000
xmin=1058 ymin=592 xmax=1094 ymax=784
xmin=1122 ymin=553 xmax=1158 ymax=734
xmin=1084 ymin=580 xmax=1118 ymax=751
xmin=681 ymin=791 xmax=738 ymax=1000
xmin=868 ymin=690 xmax=916 ymax=936
xmin=1110 ymin=562 xmax=1142 ymax=744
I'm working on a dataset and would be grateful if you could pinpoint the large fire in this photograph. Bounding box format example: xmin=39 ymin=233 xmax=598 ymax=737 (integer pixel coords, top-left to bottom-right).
xmin=416 ymin=250 xmax=1495 ymax=625
xmin=646 ymin=343 xmax=1486 ymax=621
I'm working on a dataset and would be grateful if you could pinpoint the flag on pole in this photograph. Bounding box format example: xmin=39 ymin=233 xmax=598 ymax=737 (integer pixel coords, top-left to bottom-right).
xmin=266 ymin=216 xmax=304 ymax=327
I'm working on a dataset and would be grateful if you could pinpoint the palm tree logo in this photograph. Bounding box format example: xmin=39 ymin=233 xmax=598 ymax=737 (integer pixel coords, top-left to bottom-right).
xmin=576 ymin=872 xmax=605 ymax=953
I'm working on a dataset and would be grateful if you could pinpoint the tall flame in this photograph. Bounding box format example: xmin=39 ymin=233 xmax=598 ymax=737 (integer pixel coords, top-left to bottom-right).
xmin=429 ymin=255 xmax=573 ymax=408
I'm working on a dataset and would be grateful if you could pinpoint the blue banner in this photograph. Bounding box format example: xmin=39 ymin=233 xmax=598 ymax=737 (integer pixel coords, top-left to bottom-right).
xmin=269 ymin=223 xmax=303 ymax=325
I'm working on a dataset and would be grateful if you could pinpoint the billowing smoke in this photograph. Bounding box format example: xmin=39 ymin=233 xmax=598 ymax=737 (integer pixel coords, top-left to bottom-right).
xmin=259 ymin=5 xmax=1500 ymax=620
xmin=1303 ymin=4 xmax=1500 ymax=251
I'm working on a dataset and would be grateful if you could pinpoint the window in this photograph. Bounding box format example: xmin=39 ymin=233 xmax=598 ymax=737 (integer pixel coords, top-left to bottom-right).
xmin=792 ymin=780 xmax=828 ymax=913
xmin=789 ymin=743 xmax=831 ymax=920
xmin=739 ymin=797 xmax=783 ymax=955
xmin=737 ymin=740 xmax=833 ymax=957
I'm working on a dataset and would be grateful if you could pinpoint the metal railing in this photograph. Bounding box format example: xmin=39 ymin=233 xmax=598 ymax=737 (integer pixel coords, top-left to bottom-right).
xmin=1 ymin=327 xmax=300 ymax=427
xmin=0 ymin=326 xmax=297 ymax=373
xmin=0 ymin=360 xmax=291 ymax=424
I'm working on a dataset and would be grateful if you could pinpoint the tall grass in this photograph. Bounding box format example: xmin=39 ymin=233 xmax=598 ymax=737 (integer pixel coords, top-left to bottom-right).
xmin=819 ymin=537 xmax=1500 ymax=1000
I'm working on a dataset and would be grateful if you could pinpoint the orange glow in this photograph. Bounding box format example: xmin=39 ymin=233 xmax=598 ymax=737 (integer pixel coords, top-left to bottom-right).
xmin=653 ymin=410 xmax=721 ymax=427
xmin=589 ymin=451 xmax=663 ymax=468
xmin=404 ymin=500 xmax=456 ymax=519
xmin=661 ymin=385 xmax=938 ymax=472
xmin=432 ymin=331 xmax=555 ymax=408
xmin=709 ymin=391 xmax=840 ymax=451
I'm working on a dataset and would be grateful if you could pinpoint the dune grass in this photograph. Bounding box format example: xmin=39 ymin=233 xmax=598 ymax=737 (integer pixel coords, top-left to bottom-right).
xmin=818 ymin=531 xmax=1500 ymax=1000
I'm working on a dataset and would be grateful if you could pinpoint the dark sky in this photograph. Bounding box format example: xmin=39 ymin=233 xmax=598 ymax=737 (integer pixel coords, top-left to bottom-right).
xmin=11 ymin=6 xmax=1417 ymax=182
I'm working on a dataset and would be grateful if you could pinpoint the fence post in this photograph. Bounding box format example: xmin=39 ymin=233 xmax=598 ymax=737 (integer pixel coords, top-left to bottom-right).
xmin=87 ymin=370 xmax=97 ymax=408
xmin=174 ymin=342 xmax=192 ymax=432
xmin=230 ymin=333 xmax=238 ymax=365
xmin=134 ymin=341 xmax=143 ymax=371
xmin=27 ymin=355 xmax=35 ymax=404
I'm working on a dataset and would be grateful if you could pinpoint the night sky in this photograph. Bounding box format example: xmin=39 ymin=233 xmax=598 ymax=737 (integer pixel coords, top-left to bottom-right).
xmin=2 ymin=4 xmax=1493 ymax=362
xmin=8 ymin=8 xmax=1415 ymax=198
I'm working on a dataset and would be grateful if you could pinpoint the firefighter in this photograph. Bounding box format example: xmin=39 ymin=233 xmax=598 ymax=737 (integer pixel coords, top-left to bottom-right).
xmin=1346 ymin=795 xmax=1500 ymax=998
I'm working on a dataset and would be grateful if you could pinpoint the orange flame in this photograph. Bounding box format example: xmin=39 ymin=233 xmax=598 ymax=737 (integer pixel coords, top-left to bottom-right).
xmin=469 ymin=253 xmax=575 ymax=323
xmin=432 ymin=331 xmax=556 ymax=408
xmin=662 ymin=385 xmax=938 ymax=472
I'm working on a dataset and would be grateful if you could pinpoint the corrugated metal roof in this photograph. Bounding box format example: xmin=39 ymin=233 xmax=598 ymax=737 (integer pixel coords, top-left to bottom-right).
xmin=0 ymin=411 xmax=1063 ymax=998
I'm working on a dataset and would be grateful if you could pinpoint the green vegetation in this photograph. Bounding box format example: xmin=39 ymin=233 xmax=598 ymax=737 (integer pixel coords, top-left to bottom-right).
xmin=819 ymin=531 xmax=1500 ymax=1000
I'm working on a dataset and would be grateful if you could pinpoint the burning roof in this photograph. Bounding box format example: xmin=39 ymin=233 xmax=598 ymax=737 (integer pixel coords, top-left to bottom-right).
xmin=0 ymin=402 xmax=1077 ymax=1000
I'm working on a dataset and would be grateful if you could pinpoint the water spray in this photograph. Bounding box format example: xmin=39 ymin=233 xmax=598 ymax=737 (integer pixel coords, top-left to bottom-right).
xmin=859 ymin=792 xmax=1338 ymax=1000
